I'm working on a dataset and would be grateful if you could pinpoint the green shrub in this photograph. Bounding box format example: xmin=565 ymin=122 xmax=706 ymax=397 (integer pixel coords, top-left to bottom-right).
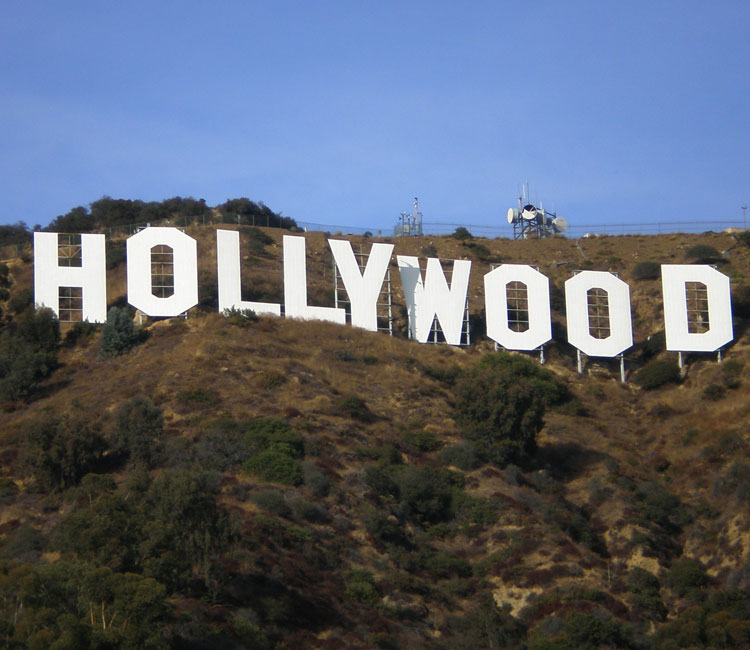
xmin=454 ymin=352 xmax=564 ymax=466
xmin=302 ymin=461 xmax=331 ymax=497
xmin=686 ymin=244 xmax=722 ymax=263
xmin=251 ymin=489 xmax=290 ymax=516
xmin=703 ymin=383 xmax=726 ymax=401
xmin=424 ymin=551 xmax=472 ymax=578
xmin=99 ymin=306 xmax=141 ymax=358
xmin=63 ymin=320 xmax=97 ymax=346
xmin=345 ymin=569 xmax=379 ymax=606
xmin=402 ymin=430 xmax=441 ymax=452
xmin=421 ymin=244 xmax=438 ymax=257
xmin=289 ymin=496 xmax=329 ymax=522
xmin=244 ymin=449 xmax=302 ymax=485
xmin=668 ymin=557 xmax=709 ymax=599
xmin=23 ymin=411 xmax=108 ymax=492
xmin=634 ymin=360 xmax=681 ymax=390
xmin=362 ymin=465 xmax=400 ymax=499
xmin=628 ymin=567 xmax=667 ymax=621
xmin=632 ymin=261 xmax=661 ymax=280
xmin=8 ymin=287 xmax=33 ymax=314
xmin=243 ymin=418 xmax=304 ymax=458
xmin=423 ymin=363 xmax=461 ymax=386
xmin=635 ymin=480 xmax=688 ymax=532
xmin=114 ymin=395 xmax=164 ymax=468
xmin=335 ymin=395 xmax=376 ymax=422
xmin=451 ymin=227 xmax=473 ymax=240
xmin=364 ymin=509 xmax=410 ymax=547
xmin=439 ymin=443 xmax=480 ymax=470
xmin=394 ymin=466 xmax=462 ymax=524
xmin=222 ymin=307 xmax=259 ymax=327
xmin=177 ymin=387 xmax=219 ymax=408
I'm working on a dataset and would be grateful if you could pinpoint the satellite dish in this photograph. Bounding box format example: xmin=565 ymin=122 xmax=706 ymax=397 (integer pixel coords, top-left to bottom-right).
xmin=507 ymin=208 xmax=519 ymax=224
xmin=522 ymin=206 xmax=537 ymax=220
xmin=553 ymin=216 xmax=568 ymax=233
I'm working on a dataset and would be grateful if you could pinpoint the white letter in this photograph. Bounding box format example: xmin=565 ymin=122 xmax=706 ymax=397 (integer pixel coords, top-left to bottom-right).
xmin=662 ymin=264 xmax=733 ymax=351
xmin=328 ymin=239 xmax=393 ymax=331
xmin=397 ymin=256 xmax=471 ymax=345
xmin=485 ymin=264 xmax=551 ymax=351
xmin=216 ymin=230 xmax=281 ymax=316
xmin=565 ymin=271 xmax=633 ymax=357
xmin=33 ymin=232 xmax=107 ymax=322
xmin=283 ymin=235 xmax=345 ymax=323
xmin=127 ymin=227 xmax=198 ymax=317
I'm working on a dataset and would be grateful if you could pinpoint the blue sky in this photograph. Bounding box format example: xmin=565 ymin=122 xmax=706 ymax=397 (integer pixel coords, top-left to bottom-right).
xmin=1 ymin=1 xmax=748 ymax=234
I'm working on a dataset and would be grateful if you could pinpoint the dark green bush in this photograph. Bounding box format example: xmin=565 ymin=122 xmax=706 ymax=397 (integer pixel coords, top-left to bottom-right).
xmin=454 ymin=352 xmax=564 ymax=466
xmin=222 ymin=307 xmax=259 ymax=327
xmin=114 ymin=395 xmax=164 ymax=468
xmin=635 ymin=480 xmax=688 ymax=532
xmin=345 ymin=569 xmax=379 ymax=606
xmin=628 ymin=567 xmax=667 ymax=621
xmin=632 ymin=261 xmax=661 ymax=280
xmin=668 ymin=557 xmax=709 ymax=599
xmin=7 ymin=287 xmax=33 ymax=315
xmin=335 ymin=395 xmax=376 ymax=422
xmin=1 ymin=523 xmax=45 ymax=562
xmin=244 ymin=448 xmax=303 ymax=485
xmin=402 ymin=430 xmax=441 ymax=452
xmin=451 ymin=227 xmax=473 ymax=240
xmin=703 ymin=383 xmax=727 ymax=400
xmin=439 ymin=443 xmax=480 ymax=470
xmin=251 ymin=489 xmax=290 ymax=516
xmin=686 ymin=244 xmax=722 ymax=263
xmin=361 ymin=465 xmax=400 ymax=499
xmin=99 ymin=306 xmax=141 ymax=358
xmin=243 ymin=418 xmax=304 ymax=458
xmin=23 ymin=411 xmax=108 ymax=492
xmin=302 ymin=461 xmax=331 ymax=497
xmin=424 ymin=551 xmax=472 ymax=578
xmin=634 ymin=360 xmax=681 ymax=390
xmin=63 ymin=320 xmax=98 ymax=346
xmin=394 ymin=466 xmax=461 ymax=524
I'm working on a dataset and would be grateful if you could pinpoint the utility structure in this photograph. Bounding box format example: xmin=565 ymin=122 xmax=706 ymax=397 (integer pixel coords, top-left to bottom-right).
xmin=507 ymin=183 xmax=568 ymax=239
xmin=394 ymin=197 xmax=423 ymax=236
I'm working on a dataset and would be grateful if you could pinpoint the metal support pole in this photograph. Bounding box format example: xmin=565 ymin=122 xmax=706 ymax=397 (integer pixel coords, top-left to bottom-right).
xmin=717 ymin=348 xmax=723 ymax=363
xmin=577 ymin=349 xmax=583 ymax=374
xmin=540 ymin=345 xmax=545 ymax=365
xmin=678 ymin=351 xmax=684 ymax=369
xmin=619 ymin=354 xmax=626 ymax=383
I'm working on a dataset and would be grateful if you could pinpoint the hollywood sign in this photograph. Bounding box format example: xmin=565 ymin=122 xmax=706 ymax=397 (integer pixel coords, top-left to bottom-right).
xmin=33 ymin=228 xmax=734 ymax=358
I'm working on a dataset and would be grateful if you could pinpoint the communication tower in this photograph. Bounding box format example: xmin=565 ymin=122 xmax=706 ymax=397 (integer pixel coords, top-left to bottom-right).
xmin=394 ymin=197 xmax=423 ymax=236
xmin=507 ymin=183 xmax=568 ymax=239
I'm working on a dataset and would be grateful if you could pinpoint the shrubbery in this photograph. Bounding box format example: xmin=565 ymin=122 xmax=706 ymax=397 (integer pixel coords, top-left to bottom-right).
xmin=634 ymin=360 xmax=681 ymax=390
xmin=242 ymin=418 xmax=304 ymax=485
xmin=23 ymin=411 xmax=107 ymax=492
xmin=632 ymin=261 xmax=661 ymax=280
xmin=99 ymin=306 xmax=142 ymax=358
xmin=114 ymin=395 xmax=164 ymax=468
xmin=685 ymin=244 xmax=722 ymax=263
xmin=454 ymin=352 xmax=566 ymax=466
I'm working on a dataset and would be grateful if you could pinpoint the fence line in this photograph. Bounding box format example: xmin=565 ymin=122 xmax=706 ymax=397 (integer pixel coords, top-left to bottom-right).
xmin=297 ymin=219 xmax=748 ymax=238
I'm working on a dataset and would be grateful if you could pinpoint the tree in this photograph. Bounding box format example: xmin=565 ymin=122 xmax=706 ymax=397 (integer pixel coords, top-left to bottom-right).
xmin=453 ymin=352 xmax=559 ymax=466
xmin=23 ymin=411 xmax=108 ymax=492
xmin=114 ymin=396 xmax=164 ymax=468
xmin=99 ymin=306 xmax=140 ymax=358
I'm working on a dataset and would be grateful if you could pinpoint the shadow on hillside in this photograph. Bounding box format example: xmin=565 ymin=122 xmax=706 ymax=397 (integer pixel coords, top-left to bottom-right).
xmin=534 ymin=441 xmax=607 ymax=482
xmin=28 ymin=378 xmax=73 ymax=402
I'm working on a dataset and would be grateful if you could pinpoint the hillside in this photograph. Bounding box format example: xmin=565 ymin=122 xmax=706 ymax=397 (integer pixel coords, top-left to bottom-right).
xmin=1 ymin=226 xmax=750 ymax=649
